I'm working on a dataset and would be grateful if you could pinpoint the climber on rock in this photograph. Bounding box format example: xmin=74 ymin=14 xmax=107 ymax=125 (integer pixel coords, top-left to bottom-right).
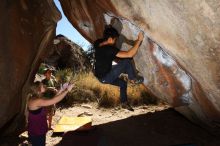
xmin=93 ymin=25 xmax=144 ymax=111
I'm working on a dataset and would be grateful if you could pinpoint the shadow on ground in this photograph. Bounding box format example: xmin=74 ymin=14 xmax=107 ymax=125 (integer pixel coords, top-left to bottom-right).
xmin=0 ymin=136 xmax=28 ymax=146
xmin=56 ymin=108 xmax=220 ymax=146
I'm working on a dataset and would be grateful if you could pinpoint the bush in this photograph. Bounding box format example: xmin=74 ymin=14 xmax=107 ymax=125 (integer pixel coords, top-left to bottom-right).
xmin=55 ymin=68 xmax=75 ymax=84
xmin=55 ymin=70 xmax=158 ymax=107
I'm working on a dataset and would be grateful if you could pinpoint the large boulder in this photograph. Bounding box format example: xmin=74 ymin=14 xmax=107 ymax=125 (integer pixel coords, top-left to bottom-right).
xmin=44 ymin=35 xmax=91 ymax=72
xmin=59 ymin=0 xmax=220 ymax=128
xmin=0 ymin=0 xmax=60 ymax=135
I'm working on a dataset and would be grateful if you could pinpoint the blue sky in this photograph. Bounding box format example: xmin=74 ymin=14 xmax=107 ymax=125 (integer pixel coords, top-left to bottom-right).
xmin=54 ymin=0 xmax=91 ymax=50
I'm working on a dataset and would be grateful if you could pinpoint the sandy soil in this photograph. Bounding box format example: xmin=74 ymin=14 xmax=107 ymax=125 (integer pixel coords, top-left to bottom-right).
xmin=49 ymin=103 xmax=220 ymax=146
xmin=1 ymin=103 xmax=220 ymax=146
xmin=47 ymin=103 xmax=169 ymax=145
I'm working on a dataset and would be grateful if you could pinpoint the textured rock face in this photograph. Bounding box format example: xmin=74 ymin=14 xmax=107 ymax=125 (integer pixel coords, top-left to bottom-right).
xmin=44 ymin=36 xmax=91 ymax=72
xmin=0 ymin=0 xmax=60 ymax=135
xmin=60 ymin=0 xmax=220 ymax=127
xmin=0 ymin=0 xmax=220 ymax=135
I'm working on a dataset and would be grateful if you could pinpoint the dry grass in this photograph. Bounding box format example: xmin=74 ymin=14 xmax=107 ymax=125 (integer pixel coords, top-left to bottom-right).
xmin=73 ymin=72 xmax=120 ymax=107
xmin=55 ymin=70 xmax=158 ymax=108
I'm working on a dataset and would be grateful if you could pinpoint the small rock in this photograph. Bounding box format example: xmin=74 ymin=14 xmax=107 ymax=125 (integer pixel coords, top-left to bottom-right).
xmin=19 ymin=131 xmax=28 ymax=138
xmin=78 ymin=111 xmax=93 ymax=117
xmin=81 ymin=104 xmax=92 ymax=109
xmin=84 ymin=111 xmax=93 ymax=116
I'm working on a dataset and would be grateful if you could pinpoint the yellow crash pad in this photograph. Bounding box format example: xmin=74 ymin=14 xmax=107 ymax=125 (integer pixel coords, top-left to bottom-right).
xmin=53 ymin=116 xmax=92 ymax=132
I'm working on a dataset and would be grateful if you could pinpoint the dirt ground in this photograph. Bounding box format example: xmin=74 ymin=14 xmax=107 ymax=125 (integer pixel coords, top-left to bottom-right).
xmin=1 ymin=103 xmax=220 ymax=146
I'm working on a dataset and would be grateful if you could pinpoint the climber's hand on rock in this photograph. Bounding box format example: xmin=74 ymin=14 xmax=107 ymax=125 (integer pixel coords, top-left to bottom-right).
xmin=138 ymin=31 xmax=144 ymax=41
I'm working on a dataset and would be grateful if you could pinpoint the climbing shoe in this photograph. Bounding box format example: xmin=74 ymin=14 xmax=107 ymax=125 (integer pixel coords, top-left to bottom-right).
xmin=121 ymin=102 xmax=134 ymax=111
xmin=131 ymin=75 xmax=144 ymax=84
xmin=119 ymin=73 xmax=128 ymax=82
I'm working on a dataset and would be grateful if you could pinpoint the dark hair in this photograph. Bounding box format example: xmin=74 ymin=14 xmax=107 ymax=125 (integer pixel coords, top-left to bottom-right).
xmin=55 ymin=34 xmax=65 ymax=38
xmin=103 ymin=25 xmax=119 ymax=40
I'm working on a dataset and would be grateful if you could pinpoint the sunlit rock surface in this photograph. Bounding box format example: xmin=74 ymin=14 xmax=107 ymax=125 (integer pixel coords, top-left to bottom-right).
xmin=60 ymin=0 xmax=220 ymax=127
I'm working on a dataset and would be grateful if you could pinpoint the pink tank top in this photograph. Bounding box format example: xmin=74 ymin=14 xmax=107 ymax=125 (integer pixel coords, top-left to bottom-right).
xmin=28 ymin=108 xmax=48 ymax=136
